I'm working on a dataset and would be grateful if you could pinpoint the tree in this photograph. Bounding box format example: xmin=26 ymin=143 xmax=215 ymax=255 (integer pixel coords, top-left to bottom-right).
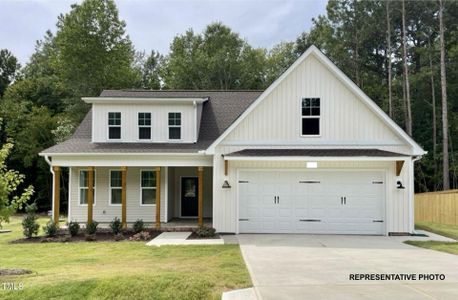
xmin=0 ymin=136 xmax=34 ymax=228
xmin=385 ymin=1 xmax=393 ymax=118
xmin=266 ymin=42 xmax=298 ymax=85
xmin=439 ymin=0 xmax=450 ymax=190
xmin=140 ymin=50 xmax=164 ymax=90
xmin=54 ymin=0 xmax=140 ymax=97
xmin=401 ymin=0 xmax=413 ymax=136
xmin=0 ymin=49 xmax=21 ymax=97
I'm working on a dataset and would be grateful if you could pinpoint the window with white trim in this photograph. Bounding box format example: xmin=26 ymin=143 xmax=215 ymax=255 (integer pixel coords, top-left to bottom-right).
xmin=301 ymin=98 xmax=320 ymax=135
xmin=110 ymin=170 xmax=122 ymax=205
xmin=141 ymin=170 xmax=156 ymax=205
xmin=168 ymin=112 xmax=181 ymax=140
xmin=79 ymin=170 xmax=96 ymax=205
xmin=138 ymin=112 xmax=151 ymax=140
xmin=108 ymin=112 xmax=121 ymax=139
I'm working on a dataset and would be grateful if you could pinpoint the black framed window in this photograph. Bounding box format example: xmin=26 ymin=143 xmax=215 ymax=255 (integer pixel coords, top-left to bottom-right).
xmin=108 ymin=112 xmax=121 ymax=139
xmin=301 ymin=98 xmax=320 ymax=135
xmin=138 ymin=112 xmax=151 ymax=140
xmin=168 ymin=112 xmax=181 ymax=140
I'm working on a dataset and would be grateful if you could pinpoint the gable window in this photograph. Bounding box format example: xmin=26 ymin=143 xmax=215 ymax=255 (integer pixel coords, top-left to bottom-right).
xmin=301 ymin=98 xmax=320 ymax=136
xmin=168 ymin=112 xmax=181 ymax=140
xmin=108 ymin=112 xmax=121 ymax=139
xmin=79 ymin=170 xmax=96 ymax=205
xmin=141 ymin=170 xmax=156 ymax=205
xmin=109 ymin=170 xmax=122 ymax=205
xmin=138 ymin=112 xmax=151 ymax=140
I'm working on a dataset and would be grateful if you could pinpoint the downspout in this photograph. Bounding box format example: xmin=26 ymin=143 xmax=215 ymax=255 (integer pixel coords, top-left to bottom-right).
xmin=44 ymin=155 xmax=55 ymax=218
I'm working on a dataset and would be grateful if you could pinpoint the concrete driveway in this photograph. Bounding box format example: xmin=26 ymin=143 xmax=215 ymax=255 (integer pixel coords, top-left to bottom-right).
xmin=237 ymin=234 xmax=458 ymax=300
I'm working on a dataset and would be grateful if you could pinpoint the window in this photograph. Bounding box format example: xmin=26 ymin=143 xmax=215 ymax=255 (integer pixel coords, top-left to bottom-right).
xmin=168 ymin=112 xmax=181 ymax=140
xmin=108 ymin=112 xmax=121 ymax=139
xmin=110 ymin=170 xmax=122 ymax=205
xmin=79 ymin=170 xmax=96 ymax=205
xmin=141 ymin=170 xmax=156 ymax=205
xmin=301 ymin=98 xmax=320 ymax=135
xmin=138 ymin=112 xmax=151 ymax=140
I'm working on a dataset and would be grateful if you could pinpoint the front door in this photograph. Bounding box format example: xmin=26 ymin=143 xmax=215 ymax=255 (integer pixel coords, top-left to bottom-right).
xmin=181 ymin=177 xmax=198 ymax=217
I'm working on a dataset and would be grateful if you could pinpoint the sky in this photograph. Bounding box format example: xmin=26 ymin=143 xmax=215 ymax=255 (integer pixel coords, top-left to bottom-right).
xmin=0 ymin=0 xmax=327 ymax=65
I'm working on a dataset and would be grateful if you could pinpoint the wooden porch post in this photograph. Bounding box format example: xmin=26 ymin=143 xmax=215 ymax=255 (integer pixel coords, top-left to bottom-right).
xmin=155 ymin=167 xmax=161 ymax=229
xmin=198 ymin=167 xmax=203 ymax=226
xmin=52 ymin=166 xmax=61 ymax=224
xmin=121 ymin=167 xmax=127 ymax=228
xmin=87 ymin=167 xmax=94 ymax=224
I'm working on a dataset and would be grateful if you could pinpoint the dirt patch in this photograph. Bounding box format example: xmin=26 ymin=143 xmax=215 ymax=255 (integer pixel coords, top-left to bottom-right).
xmin=10 ymin=230 xmax=161 ymax=244
xmin=187 ymin=232 xmax=221 ymax=240
xmin=0 ymin=269 xmax=32 ymax=276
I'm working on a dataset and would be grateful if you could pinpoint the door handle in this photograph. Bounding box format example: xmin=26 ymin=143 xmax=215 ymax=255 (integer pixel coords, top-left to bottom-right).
xmin=278 ymin=196 xmax=280 ymax=204
xmin=344 ymin=197 xmax=346 ymax=205
xmin=341 ymin=197 xmax=343 ymax=205
xmin=274 ymin=196 xmax=276 ymax=204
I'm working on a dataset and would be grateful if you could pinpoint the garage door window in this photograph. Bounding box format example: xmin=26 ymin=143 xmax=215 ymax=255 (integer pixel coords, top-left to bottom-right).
xmin=301 ymin=98 xmax=320 ymax=136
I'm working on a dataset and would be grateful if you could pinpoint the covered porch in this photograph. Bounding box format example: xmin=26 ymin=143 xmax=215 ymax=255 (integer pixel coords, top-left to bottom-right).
xmin=48 ymin=154 xmax=213 ymax=229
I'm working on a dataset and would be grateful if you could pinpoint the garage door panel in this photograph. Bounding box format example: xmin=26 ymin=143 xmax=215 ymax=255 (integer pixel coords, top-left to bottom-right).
xmin=239 ymin=170 xmax=385 ymax=235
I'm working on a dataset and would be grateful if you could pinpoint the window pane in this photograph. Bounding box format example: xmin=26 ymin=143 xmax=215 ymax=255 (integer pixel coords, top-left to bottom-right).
xmin=138 ymin=113 xmax=151 ymax=126
xmin=110 ymin=171 xmax=122 ymax=187
xmin=311 ymin=98 xmax=320 ymax=107
xmin=80 ymin=189 xmax=87 ymax=204
xmin=168 ymin=112 xmax=181 ymax=126
xmin=302 ymin=118 xmax=320 ymax=135
xmin=169 ymin=127 xmax=181 ymax=139
xmin=302 ymin=98 xmax=310 ymax=108
xmin=141 ymin=171 xmax=156 ymax=187
xmin=142 ymin=189 xmax=156 ymax=205
xmin=311 ymin=107 xmax=320 ymax=116
xmin=109 ymin=127 xmax=121 ymax=139
xmin=80 ymin=171 xmax=87 ymax=187
xmin=108 ymin=112 xmax=121 ymax=125
xmin=139 ymin=127 xmax=151 ymax=139
xmin=111 ymin=189 xmax=122 ymax=204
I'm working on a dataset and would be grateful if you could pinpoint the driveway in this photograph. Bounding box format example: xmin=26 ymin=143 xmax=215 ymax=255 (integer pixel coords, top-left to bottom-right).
xmin=237 ymin=234 xmax=458 ymax=300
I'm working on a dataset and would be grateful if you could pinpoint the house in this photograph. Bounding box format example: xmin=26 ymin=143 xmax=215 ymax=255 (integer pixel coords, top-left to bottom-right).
xmin=40 ymin=46 xmax=426 ymax=235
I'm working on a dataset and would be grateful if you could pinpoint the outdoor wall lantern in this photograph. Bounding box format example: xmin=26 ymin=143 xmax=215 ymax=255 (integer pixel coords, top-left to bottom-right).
xmin=222 ymin=180 xmax=231 ymax=188
xmin=397 ymin=180 xmax=405 ymax=189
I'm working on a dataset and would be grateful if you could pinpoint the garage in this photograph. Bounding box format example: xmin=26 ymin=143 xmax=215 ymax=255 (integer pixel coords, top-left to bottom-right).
xmin=238 ymin=169 xmax=385 ymax=235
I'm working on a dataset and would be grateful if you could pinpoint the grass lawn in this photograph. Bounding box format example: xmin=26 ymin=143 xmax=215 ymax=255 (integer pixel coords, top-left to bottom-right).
xmin=0 ymin=216 xmax=251 ymax=300
xmin=404 ymin=222 xmax=458 ymax=256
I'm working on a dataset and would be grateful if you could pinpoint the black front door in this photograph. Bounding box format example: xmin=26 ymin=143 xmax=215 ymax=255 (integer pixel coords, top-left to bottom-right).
xmin=181 ymin=177 xmax=198 ymax=217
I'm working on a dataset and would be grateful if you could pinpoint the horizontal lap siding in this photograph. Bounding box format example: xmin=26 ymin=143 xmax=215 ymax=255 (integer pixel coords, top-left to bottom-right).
xmin=69 ymin=167 xmax=166 ymax=223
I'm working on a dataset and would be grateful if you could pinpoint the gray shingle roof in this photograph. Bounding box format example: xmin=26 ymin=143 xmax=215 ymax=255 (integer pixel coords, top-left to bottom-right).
xmin=225 ymin=149 xmax=408 ymax=157
xmin=41 ymin=90 xmax=262 ymax=154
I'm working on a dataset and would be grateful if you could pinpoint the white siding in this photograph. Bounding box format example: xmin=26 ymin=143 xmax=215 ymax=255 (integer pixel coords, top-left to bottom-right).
xmin=92 ymin=103 xmax=196 ymax=143
xmin=213 ymin=146 xmax=413 ymax=234
xmin=69 ymin=167 xmax=167 ymax=224
xmin=222 ymin=55 xmax=412 ymax=154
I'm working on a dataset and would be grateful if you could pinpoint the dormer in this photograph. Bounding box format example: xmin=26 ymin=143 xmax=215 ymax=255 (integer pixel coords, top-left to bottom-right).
xmin=83 ymin=94 xmax=209 ymax=143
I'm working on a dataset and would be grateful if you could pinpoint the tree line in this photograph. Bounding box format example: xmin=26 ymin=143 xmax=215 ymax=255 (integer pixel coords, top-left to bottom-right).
xmin=0 ymin=0 xmax=456 ymax=212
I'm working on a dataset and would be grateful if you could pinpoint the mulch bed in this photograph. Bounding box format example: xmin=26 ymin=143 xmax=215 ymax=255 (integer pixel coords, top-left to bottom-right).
xmin=187 ymin=232 xmax=221 ymax=240
xmin=10 ymin=229 xmax=161 ymax=244
xmin=0 ymin=269 xmax=32 ymax=276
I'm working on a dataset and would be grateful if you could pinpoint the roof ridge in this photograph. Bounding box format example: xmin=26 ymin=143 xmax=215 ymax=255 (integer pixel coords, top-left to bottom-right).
xmin=102 ymin=89 xmax=264 ymax=93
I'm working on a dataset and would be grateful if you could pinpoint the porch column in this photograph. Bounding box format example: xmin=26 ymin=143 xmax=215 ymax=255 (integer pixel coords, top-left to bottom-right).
xmin=198 ymin=167 xmax=203 ymax=226
xmin=121 ymin=166 xmax=127 ymax=228
xmin=87 ymin=167 xmax=94 ymax=224
xmin=155 ymin=167 xmax=161 ymax=229
xmin=52 ymin=166 xmax=61 ymax=225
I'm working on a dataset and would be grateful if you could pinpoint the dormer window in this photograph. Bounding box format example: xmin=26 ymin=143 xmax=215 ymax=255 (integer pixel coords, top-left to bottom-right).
xmin=301 ymin=98 xmax=320 ymax=136
xmin=168 ymin=112 xmax=181 ymax=140
xmin=138 ymin=112 xmax=151 ymax=140
xmin=108 ymin=112 xmax=121 ymax=139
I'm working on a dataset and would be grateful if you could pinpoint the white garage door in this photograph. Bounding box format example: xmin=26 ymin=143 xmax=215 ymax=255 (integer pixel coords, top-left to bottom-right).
xmin=238 ymin=170 xmax=385 ymax=235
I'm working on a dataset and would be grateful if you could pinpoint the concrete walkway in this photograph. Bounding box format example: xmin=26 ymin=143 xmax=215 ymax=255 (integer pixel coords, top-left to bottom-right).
xmin=146 ymin=232 xmax=224 ymax=246
xmin=238 ymin=233 xmax=458 ymax=300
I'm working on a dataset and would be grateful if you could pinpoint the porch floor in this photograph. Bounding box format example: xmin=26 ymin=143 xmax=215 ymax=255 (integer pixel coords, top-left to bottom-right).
xmin=162 ymin=218 xmax=212 ymax=229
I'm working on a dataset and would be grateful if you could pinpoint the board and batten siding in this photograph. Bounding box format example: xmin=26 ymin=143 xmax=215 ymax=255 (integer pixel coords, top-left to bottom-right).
xmin=223 ymin=55 xmax=410 ymax=153
xmin=91 ymin=103 xmax=197 ymax=143
xmin=69 ymin=167 xmax=167 ymax=223
xmin=211 ymin=52 xmax=415 ymax=234
xmin=212 ymin=148 xmax=413 ymax=234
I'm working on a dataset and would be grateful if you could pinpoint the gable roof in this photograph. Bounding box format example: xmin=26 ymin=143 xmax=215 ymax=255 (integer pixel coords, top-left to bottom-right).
xmin=205 ymin=45 xmax=426 ymax=156
xmin=40 ymin=90 xmax=262 ymax=155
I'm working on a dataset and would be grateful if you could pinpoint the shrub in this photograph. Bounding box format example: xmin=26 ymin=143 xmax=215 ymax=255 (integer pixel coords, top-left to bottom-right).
xmin=43 ymin=220 xmax=59 ymax=237
xmin=110 ymin=217 xmax=122 ymax=235
xmin=85 ymin=221 xmax=98 ymax=235
xmin=68 ymin=221 xmax=80 ymax=237
xmin=133 ymin=219 xmax=144 ymax=233
xmin=22 ymin=203 xmax=40 ymax=238
xmin=195 ymin=226 xmax=216 ymax=238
